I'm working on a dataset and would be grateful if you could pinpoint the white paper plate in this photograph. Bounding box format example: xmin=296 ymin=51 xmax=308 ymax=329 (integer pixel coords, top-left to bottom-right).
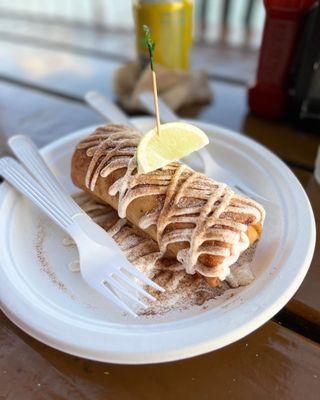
xmin=0 ymin=118 xmax=315 ymax=364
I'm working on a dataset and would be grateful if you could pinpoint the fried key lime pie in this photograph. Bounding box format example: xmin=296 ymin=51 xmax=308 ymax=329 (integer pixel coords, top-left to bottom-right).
xmin=69 ymin=122 xmax=265 ymax=314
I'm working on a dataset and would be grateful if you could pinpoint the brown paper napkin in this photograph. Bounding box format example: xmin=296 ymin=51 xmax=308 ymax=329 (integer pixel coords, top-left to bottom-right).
xmin=113 ymin=61 xmax=213 ymax=113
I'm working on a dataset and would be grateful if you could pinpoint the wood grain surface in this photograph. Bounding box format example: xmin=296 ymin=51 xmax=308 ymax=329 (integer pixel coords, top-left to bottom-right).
xmin=1 ymin=313 xmax=319 ymax=400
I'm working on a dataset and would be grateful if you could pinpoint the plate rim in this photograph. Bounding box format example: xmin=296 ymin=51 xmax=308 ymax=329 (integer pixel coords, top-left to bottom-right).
xmin=0 ymin=117 xmax=316 ymax=364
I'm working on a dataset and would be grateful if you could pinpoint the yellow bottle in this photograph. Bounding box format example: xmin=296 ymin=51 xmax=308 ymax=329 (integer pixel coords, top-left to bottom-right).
xmin=133 ymin=0 xmax=193 ymax=71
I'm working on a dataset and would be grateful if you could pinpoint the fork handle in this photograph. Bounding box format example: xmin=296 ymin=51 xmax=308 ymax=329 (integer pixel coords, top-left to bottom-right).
xmin=0 ymin=157 xmax=80 ymax=231
xmin=85 ymin=91 xmax=132 ymax=126
xmin=8 ymin=135 xmax=81 ymax=216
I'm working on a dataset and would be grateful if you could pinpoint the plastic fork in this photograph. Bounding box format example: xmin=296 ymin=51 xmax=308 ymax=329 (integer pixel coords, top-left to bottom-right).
xmin=1 ymin=138 xmax=164 ymax=317
xmin=138 ymin=91 xmax=273 ymax=206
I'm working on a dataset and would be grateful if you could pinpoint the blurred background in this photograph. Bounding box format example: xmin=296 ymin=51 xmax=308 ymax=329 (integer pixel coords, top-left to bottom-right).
xmin=0 ymin=0 xmax=265 ymax=45
xmin=0 ymin=0 xmax=319 ymax=128
xmin=0 ymin=0 xmax=266 ymax=85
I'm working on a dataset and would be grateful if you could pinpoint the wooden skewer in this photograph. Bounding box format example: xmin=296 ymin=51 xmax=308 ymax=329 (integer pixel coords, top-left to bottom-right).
xmin=143 ymin=25 xmax=161 ymax=137
xmin=152 ymin=69 xmax=161 ymax=136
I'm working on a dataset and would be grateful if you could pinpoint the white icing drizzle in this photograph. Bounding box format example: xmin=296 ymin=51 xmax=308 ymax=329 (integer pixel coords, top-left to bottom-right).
xmin=67 ymin=193 xmax=257 ymax=294
xmin=76 ymin=125 xmax=265 ymax=279
xmin=62 ymin=237 xmax=75 ymax=246
xmin=69 ymin=260 xmax=80 ymax=272
xmin=69 ymin=192 xmax=182 ymax=282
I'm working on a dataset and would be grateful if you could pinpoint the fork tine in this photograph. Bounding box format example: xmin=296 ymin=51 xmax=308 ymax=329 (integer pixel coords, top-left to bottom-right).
xmin=108 ymin=276 xmax=148 ymax=308
xmin=116 ymin=270 xmax=157 ymax=301
xmin=94 ymin=280 xmax=138 ymax=317
xmin=121 ymin=264 xmax=165 ymax=292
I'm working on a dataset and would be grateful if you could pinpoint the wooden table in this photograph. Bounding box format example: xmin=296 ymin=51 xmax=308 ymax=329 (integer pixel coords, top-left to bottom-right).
xmin=0 ymin=21 xmax=319 ymax=400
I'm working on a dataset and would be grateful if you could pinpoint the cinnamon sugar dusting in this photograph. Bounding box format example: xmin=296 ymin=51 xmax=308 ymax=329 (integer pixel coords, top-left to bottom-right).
xmin=77 ymin=124 xmax=265 ymax=281
xmin=35 ymin=220 xmax=74 ymax=298
xmin=68 ymin=192 xmax=257 ymax=316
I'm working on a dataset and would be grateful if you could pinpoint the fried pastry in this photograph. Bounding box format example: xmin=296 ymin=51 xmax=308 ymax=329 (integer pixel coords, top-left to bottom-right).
xmin=71 ymin=124 xmax=265 ymax=281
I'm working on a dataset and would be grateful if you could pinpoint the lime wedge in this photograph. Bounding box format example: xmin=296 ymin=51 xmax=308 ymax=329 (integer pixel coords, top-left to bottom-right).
xmin=137 ymin=122 xmax=209 ymax=174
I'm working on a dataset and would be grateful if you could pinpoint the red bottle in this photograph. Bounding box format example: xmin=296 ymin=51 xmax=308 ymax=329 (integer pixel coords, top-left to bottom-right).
xmin=248 ymin=0 xmax=316 ymax=118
